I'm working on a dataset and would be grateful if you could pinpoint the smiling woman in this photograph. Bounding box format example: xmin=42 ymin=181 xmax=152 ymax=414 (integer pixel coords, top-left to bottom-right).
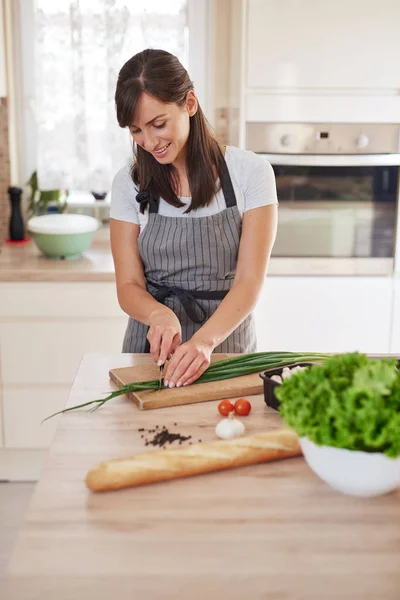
xmin=110 ymin=48 xmax=278 ymax=389
xmin=115 ymin=49 xmax=222 ymax=212
xmin=128 ymin=93 xmax=199 ymax=195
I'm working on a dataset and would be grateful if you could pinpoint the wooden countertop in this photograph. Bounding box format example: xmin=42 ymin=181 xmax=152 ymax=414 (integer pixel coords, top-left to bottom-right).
xmin=2 ymin=353 xmax=400 ymax=600
xmin=0 ymin=227 xmax=116 ymax=282
xmin=1 ymin=225 xmax=392 ymax=281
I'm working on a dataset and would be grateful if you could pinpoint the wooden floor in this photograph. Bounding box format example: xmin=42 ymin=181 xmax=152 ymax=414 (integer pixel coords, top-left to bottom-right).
xmin=0 ymin=483 xmax=35 ymax=576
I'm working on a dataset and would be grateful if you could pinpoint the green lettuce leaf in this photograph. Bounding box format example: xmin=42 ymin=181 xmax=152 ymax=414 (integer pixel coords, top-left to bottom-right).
xmin=275 ymin=353 xmax=400 ymax=457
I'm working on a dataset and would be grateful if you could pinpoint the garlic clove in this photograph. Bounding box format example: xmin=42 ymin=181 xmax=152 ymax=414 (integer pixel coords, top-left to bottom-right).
xmin=281 ymin=367 xmax=293 ymax=380
xmin=215 ymin=412 xmax=245 ymax=440
xmin=270 ymin=374 xmax=283 ymax=384
xmin=292 ymin=365 xmax=308 ymax=374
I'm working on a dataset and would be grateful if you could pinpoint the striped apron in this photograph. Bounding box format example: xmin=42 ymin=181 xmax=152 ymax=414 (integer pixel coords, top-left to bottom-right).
xmin=122 ymin=156 xmax=257 ymax=354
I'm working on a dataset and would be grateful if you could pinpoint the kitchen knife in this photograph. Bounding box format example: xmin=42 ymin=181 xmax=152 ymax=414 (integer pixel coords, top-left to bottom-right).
xmin=158 ymin=364 xmax=163 ymax=390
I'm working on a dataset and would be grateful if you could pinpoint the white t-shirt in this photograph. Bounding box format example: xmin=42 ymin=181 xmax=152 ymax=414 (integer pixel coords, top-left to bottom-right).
xmin=110 ymin=145 xmax=278 ymax=230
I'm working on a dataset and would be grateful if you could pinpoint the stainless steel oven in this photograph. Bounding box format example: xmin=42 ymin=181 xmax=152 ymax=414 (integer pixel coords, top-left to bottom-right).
xmin=247 ymin=123 xmax=400 ymax=275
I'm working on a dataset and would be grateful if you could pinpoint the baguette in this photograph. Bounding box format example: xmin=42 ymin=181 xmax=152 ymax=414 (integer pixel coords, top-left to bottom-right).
xmin=85 ymin=428 xmax=301 ymax=492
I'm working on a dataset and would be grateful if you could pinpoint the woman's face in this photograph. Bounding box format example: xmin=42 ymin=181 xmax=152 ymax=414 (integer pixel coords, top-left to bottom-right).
xmin=129 ymin=92 xmax=197 ymax=166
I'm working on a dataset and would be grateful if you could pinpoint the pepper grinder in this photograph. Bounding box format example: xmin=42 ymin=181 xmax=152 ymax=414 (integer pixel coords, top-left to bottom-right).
xmin=7 ymin=186 xmax=26 ymax=242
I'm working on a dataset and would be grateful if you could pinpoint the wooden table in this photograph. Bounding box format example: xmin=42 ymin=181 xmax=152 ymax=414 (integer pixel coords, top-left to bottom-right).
xmin=2 ymin=354 xmax=400 ymax=600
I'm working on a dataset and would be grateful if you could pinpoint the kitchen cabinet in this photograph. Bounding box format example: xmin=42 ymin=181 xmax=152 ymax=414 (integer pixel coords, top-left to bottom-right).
xmin=0 ymin=320 xmax=127 ymax=447
xmin=0 ymin=282 xmax=127 ymax=478
xmin=253 ymin=276 xmax=393 ymax=354
xmin=389 ymin=278 xmax=400 ymax=353
xmin=0 ymin=360 xmax=3 ymax=448
xmin=246 ymin=0 xmax=400 ymax=91
xmin=1 ymin=320 xmax=127 ymax=386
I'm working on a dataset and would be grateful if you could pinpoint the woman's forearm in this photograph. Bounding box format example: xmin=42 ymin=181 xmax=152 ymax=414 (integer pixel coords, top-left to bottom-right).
xmin=191 ymin=278 xmax=263 ymax=349
xmin=117 ymin=282 xmax=170 ymax=325
xmin=193 ymin=205 xmax=277 ymax=350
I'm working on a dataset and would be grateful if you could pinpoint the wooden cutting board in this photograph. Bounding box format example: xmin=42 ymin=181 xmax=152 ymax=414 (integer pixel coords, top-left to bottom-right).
xmin=109 ymin=354 xmax=264 ymax=410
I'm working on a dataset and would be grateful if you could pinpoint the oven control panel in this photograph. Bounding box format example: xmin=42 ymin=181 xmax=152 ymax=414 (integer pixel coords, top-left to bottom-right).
xmin=246 ymin=123 xmax=400 ymax=154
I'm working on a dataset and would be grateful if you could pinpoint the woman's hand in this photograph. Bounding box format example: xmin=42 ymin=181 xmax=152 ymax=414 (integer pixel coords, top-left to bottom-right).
xmin=147 ymin=308 xmax=182 ymax=365
xmin=163 ymin=336 xmax=213 ymax=388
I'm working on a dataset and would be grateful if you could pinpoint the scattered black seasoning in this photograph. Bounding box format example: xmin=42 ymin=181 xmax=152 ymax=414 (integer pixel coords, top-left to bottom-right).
xmin=150 ymin=429 xmax=192 ymax=448
xmin=139 ymin=426 xmax=193 ymax=448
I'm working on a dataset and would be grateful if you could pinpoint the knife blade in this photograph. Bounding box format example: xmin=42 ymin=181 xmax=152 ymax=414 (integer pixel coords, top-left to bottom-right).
xmin=158 ymin=364 xmax=163 ymax=390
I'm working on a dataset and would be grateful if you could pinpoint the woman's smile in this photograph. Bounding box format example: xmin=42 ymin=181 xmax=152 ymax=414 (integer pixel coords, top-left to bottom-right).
xmin=152 ymin=142 xmax=172 ymax=158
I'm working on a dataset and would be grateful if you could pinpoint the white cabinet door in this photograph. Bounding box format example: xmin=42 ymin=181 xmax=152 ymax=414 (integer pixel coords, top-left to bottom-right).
xmin=0 ymin=282 xmax=125 ymax=318
xmin=0 ymin=319 xmax=127 ymax=385
xmin=1 ymin=318 xmax=127 ymax=448
xmin=0 ymin=376 xmax=3 ymax=447
xmin=390 ymin=279 xmax=400 ymax=353
xmin=0 ymin=281 xmax=128 ymax=451
xmin=246 ymin=0 xmax=400 ymax=90
xmin=254 ymin=277 xmax=392 ymax=354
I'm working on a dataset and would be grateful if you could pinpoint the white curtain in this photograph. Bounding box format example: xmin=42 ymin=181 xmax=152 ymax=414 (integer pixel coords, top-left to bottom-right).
xmin=34 ymin=0 xmax=188 ymax=193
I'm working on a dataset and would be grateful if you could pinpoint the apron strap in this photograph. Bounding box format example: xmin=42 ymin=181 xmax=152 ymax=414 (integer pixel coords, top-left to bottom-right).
xmin=137 ymin=145 xmax=238 ymax=214
xmin=219 ymin=148 xmax=237 ymax=208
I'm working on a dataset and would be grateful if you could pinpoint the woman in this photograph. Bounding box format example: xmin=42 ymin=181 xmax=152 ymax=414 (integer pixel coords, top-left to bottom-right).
xmin=110 ymin=49 xmax=278 ymax=389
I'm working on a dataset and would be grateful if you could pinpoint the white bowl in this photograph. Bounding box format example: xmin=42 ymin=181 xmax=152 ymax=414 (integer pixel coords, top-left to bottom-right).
xmin=27 ymin=214 xmax=99 ymax=235
xmin=300 ymin=437 xmax=400 ymax=497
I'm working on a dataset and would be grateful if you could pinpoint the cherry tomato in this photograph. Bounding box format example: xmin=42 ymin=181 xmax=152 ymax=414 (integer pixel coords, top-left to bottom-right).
xmin=234 ymin=398 xmax=252 ymax=416
xmin=218 ymin=399 xmax=235 ymax=416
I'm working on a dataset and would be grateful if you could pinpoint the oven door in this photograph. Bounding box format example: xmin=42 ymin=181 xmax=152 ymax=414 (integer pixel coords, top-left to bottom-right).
xmin=261 ymin=153 xmax=399 ymax=275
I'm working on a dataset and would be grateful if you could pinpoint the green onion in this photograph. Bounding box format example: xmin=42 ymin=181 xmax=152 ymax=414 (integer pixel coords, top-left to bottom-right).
xmin=42 ymin=351 xmax=331 ymax=422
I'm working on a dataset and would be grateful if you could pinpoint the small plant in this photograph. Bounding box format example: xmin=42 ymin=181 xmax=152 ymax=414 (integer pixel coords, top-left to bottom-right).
xmin=27 ymin=171 xmax=68 ymax=217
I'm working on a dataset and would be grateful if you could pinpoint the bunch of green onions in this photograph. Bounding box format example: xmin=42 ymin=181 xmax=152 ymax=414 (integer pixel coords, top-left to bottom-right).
xmin=42 ymin=351 xmax=331 ymax=422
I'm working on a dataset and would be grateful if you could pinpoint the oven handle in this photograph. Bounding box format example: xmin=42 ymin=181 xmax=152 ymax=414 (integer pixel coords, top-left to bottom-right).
xmin=258 ymin=153 xmax=400 ymax=167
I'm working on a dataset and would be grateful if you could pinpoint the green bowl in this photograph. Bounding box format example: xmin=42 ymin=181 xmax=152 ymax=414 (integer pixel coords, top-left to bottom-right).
xmin=27 ymin=214 xmax=99 ymax=260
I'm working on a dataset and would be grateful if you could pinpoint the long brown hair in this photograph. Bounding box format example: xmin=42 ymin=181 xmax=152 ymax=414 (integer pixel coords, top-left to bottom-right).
xmin=114 ymin=49 xmax=224 ymax=213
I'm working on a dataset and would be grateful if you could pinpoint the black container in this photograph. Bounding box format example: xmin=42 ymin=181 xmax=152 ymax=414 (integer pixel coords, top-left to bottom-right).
xmin=8 ymin=186 xmax=25 ymax=241
xmin=91 ymin=191 xmax=107 ymax=201
xmin=259 ymin=362 xmax=316 ymax=411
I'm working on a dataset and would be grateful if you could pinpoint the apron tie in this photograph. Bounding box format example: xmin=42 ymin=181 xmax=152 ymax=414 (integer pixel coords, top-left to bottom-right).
xmin=136 ymin=190 xmax=159 ymax=213
xmin=143 ymin=281 xmax=230 ymax=353
xmin=148 ymin=281 xmax=209 ymax=324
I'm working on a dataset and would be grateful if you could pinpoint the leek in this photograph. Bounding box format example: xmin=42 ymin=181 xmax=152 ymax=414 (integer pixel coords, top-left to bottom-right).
xmin=42 ymin=351 xmax=331 ymax=422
